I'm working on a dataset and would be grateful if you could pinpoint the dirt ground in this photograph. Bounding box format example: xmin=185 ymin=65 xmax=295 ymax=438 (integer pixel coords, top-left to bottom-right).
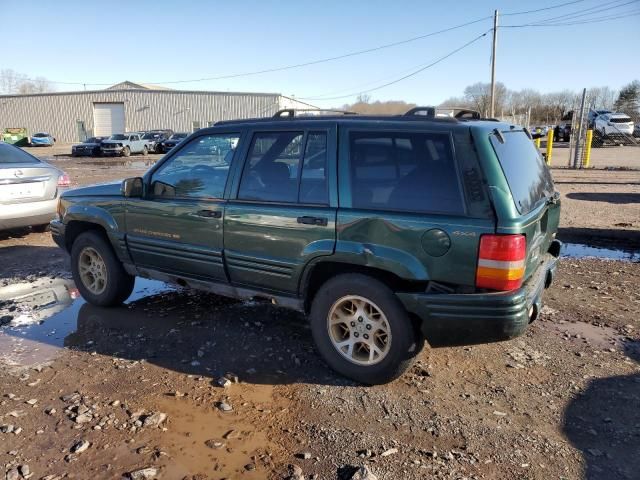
xmin=0 ymin=149 xmax=638 ymax=480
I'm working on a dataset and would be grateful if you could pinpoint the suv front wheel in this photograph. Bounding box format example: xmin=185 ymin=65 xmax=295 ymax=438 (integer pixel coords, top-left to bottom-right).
xmin=71 ymin=230 xmax=135 ymax=307
xmin=310 ymin=273 xmax=422 ymax=385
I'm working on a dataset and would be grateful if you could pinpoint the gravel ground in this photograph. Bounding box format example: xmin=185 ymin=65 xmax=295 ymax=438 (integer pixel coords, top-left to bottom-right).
xmin=0 ymin=150 xmax=638 ymax=480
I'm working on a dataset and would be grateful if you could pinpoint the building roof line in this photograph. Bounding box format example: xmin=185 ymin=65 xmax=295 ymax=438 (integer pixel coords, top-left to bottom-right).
xmin=0 ymin=88 xmax=287 ymax=99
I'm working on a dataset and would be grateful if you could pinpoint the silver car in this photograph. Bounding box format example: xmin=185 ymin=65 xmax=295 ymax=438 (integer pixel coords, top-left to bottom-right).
xmin=0 ymin=142 xmax=70 ymax=231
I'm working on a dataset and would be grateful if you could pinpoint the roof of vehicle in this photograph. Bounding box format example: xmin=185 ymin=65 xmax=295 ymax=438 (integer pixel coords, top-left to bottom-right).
xmin=212 ymin=107 xmax=521 ymax=134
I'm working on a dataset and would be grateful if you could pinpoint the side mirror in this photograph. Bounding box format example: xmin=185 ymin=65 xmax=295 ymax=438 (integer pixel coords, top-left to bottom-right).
xmin=122 ymin=177 xmax=144 ymax=197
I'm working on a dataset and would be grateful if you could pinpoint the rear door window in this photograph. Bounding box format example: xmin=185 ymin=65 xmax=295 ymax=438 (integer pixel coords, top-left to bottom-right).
xmin=238 ymin=131 xmax=303 ymax=203
xmin=490 ymin=130 xmax=554 ymax=215
xmin=348 ymin=131 xmax=464 ymax=215
xmin=238 ymin=131 xmax=329 ymax=205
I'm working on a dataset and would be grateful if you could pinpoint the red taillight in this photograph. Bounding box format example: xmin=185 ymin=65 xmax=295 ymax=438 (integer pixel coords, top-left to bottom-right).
xmin=58 ymin=173 xmax=71 ymax=187
xmin=476 ymin=234 xmax=526 ymax=291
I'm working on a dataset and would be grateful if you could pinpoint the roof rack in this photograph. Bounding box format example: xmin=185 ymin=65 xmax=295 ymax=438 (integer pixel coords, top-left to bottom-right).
xmin=273 ymin=108 xmax=357 ymax=118
xmin=404 ymin=106 xmax=481 ymax=120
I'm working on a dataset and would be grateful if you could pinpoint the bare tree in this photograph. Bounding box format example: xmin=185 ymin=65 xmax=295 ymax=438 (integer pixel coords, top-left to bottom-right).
xmin=587 ymin=86 xmax=617 ymax=110
xmin=0 ymin=69 xmax=54 ymax=94
xmin=438 ymin=96 xmax=471 ymax=108
xmin=341 ymin=98 xmax=416 ymax=115
xmin=463 ymin=82 xmax=507 ymax=117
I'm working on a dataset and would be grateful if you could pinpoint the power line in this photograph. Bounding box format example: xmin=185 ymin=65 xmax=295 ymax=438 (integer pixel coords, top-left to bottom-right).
xmin=508 ymin=0 xmax=639 ymax=25
xmin=504 ymin=9 xmax=640 ymax=27
xmin=28 ymin=15 xmax=493 ymax=87
xmin=501 ymin=0 xmax=587 ymax=16
xmin=298 ymin=30 xmax=490 ymax=101
xmin=522 ymin=9 xmax=640 ymax=25
xmin=547 ymin=7 xmax=640 ymax=24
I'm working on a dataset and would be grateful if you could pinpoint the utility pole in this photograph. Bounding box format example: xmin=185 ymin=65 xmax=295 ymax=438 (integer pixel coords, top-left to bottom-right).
xmin=573 ymin=87 xmax=587 ymax=169
xmin=490 ymin=9 xmax=498 ymax=118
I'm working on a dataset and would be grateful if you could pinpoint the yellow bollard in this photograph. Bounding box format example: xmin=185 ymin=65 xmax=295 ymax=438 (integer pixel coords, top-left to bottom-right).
xmin=535 ymin=135 xmax=541 ymax=149
xmin=546 ymin=129 xmax=553 ymax=166
xmin=584 ymin=129 xmax=593 ymax=168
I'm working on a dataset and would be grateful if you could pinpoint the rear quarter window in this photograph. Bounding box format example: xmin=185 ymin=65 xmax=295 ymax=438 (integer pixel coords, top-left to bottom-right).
xmin=348 ymin=131 xmax=465 ymax=215
xmin=489 ymin=130 xmax=554 ymax=215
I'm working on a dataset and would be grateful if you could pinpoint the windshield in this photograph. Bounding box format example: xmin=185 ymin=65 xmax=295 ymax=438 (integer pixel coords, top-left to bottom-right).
xmin=33 ymin=133 xmax=48 ymax=138
xmin=85 ymin=137 xmax=100 ymax=143
xmin=143 ymin=133 xmax=161 ymax=139
xmin=170 ymin=133 xmax=188 ymax=140
xmin=110 ymin=134 xmax=126 ymax=140
xmin=0 ymin=143 xmax=41 ymax=164
xmin=490 ymin=130 xmax=554 ymax=215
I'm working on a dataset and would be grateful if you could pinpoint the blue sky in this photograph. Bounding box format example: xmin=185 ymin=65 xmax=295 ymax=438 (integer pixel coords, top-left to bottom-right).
xmin=3 ymin=0 xmax=639 ymax=106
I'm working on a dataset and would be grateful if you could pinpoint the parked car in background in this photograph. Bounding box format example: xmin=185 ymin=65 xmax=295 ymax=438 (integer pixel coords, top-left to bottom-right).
xmin=158 ymin=132 xmax=188 ymax=153
xmin=634 ymin=123 xmax=640 ymax=138
xmin=101 ymin=133 xmax=148 ymax=157
xmin=587 ymin=109 xmax=612 ymax=128
xmin=554 ymin=111 xmax=573 ymax=142
xmin=71 ymin=136 xmax=108 ymax=157
xmin=141 ymin=130 xmax=173 ymax=153
xmin=160 ymin=132 xmax=189 ymax=153
xmin=51 ymin=107 xmax=561 ymax=384
xmin=595 ymin=113 xmax=634 ymax=137
xmin=0 ymin=141 xmax=70 ymax=231
xmin=30 ymin=132 xmax=56 ymax=147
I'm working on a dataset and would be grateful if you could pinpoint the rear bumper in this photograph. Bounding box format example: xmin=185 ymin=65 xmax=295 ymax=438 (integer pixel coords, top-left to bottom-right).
xmin=397 ymin=252 xmax=559 ymax=347
xmin=0 ymin=198 xmax=58 ymax=230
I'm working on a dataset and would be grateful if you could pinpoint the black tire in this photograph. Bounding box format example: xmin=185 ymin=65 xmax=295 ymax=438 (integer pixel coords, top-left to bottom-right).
xmin=309 ymin=273 xmax=423 ymax=385
xmin=70 ymin=230 xmax=135 ymax=307
xmin=122 ymin=146 xmax=131 ymax=157
xmin=31 ymin=224 xmax=50 ymax=233
xmin=142 ymin=146 xmax=148 ymax=156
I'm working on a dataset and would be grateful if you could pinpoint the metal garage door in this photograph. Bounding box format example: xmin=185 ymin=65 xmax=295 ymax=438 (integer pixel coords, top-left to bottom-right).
xmin=93 ymin=103 xmax=125 ymax=136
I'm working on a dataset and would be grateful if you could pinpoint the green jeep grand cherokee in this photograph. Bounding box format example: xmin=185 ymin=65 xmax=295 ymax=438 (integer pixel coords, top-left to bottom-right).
xmin=51 ymin=108 xmax=561 ymax=385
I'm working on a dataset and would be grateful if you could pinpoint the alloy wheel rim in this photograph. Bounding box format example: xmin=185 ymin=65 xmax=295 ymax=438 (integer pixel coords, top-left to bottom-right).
xmin=78 ymin=247 xmax=107 ymax=295
xmin=327 ymin=295 xmax=391 ymax=366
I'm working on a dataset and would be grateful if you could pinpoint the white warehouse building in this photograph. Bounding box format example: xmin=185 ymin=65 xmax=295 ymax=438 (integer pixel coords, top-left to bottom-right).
xmin=0 ymin=81 xmax=317 ymax=142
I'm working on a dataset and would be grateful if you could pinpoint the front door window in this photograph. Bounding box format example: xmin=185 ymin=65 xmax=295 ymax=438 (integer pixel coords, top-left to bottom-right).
xmin=151 ymin=133 xmax=240 ymax=199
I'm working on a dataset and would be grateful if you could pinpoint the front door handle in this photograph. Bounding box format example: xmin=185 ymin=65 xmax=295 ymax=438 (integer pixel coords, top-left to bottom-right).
xmin=297 ymin=216 xmax=328 ymax=226
xmin=195 ymin=209 xmax=222 ymax=218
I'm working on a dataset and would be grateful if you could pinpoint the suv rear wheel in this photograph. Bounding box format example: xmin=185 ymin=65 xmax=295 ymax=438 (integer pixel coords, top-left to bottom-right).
xmin=310 ymin=273 xmax=422 ymax=384
xmin=70 ymin=230 xmax=135 ymax=307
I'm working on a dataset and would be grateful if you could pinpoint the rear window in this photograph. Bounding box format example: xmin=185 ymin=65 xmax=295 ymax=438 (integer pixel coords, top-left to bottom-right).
xmin=490 ymin=130 xmax=554 ymax=215
xmin=610 ymin=117 xmax=631 ymax=123
xmin=349 ymin=131 xmax=464 ymax=215
xmin=0 ymin=143 xmax=41 ymax=164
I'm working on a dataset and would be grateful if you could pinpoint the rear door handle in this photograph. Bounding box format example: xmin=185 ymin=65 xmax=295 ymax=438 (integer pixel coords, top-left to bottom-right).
xmin=195 ymin=209 xmax=222 ymax=218
xmin=297 ymin=216 xmax=328 ymax=226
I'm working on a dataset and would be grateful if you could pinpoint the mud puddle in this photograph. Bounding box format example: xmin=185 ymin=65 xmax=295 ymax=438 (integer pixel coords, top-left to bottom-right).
xmin=549 ymin=320 xmax=624 ymax=350
xmin=561 ymin=242 xmax=639 ymax=262
xmin=0 ymin=277 xmax=173 ymax=368
xmin=153 ymin=387 xmax=283 ymax=478
xmin=80 ymin=159 xmax=158 ymax=168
